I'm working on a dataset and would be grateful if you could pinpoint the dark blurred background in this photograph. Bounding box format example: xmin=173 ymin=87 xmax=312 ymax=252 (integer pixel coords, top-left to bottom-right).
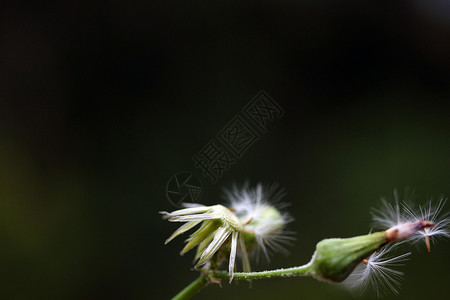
xmin=0 ymin=1 xmax=449 ymax=300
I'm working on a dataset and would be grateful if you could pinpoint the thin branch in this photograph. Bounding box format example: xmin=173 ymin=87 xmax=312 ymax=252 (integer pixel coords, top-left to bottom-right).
xmin=211 ymin=262 xmax=314 ymax=280
xmin=171 ymin=276 xmax=208 ymax=300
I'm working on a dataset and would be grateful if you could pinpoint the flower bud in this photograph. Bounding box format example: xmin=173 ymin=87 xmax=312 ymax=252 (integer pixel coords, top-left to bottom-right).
xmin=309 ymin=232 xmax=387 ymax=283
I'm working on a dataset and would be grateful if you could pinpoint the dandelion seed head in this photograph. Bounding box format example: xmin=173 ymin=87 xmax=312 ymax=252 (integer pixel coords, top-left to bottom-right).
xmin=224 ymin=183 xmax=295 ymax=262
xmin=161 ymin=182 xmax=294 ymax=281
xmin=371 ymin=190 xmax=449 ymax=246
xmin=402 ymin=196 xmax=450 ymax=251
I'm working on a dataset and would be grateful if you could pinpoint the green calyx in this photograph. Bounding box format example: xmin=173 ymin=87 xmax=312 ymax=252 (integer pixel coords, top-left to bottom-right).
xmin=182 ymin=220 xmax=221 ymax=255
xmin=309 ymin=231 xmax=387 ymax=282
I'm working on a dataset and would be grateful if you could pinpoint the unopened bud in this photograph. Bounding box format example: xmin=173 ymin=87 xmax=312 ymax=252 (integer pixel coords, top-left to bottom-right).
xmin=309 ymin=232 xmax=387 ymax=283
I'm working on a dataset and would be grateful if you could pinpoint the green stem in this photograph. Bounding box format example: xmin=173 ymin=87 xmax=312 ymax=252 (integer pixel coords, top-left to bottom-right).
xmin=171 ymin=276 xmax=208 ymax=300
xmin=212 ymin=262 xmax=314 ymax=280
xmin=172 ymin=263 xmax=313 ymax=300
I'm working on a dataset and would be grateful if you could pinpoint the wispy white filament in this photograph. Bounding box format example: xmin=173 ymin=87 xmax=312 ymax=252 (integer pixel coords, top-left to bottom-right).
xmin=403 ymin=196 xmax=450 ymax=250
xmin=344 ymin=245 xmax=410 ymax=297
xmin=225 ymin=183 xmax=295 ymax=262
xmin=371 ymin=190 xmax=409 ymax=229
xmin=371 ymin=191 xmax=449 ymax=249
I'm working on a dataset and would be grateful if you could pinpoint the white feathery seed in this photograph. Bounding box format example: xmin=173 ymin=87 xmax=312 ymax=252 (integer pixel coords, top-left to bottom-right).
xmin=371 ymin=190 xmax=410 ymax=229
xmin=402 ymin=196 xmax=450 ymax=252
xmin=371 ymin=191 xmax=449 ymax=249
xmin=344 ymin=244 xmax=411 ymax=297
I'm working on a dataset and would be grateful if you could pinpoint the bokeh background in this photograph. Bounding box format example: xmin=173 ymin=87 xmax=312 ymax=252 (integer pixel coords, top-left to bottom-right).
xmin=1 ymin=1 xmax=449 ymax=300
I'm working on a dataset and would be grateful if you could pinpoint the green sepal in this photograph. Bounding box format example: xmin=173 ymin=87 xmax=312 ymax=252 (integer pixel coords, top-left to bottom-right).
xmin=181 ymin=220 xmax=220 ymax=255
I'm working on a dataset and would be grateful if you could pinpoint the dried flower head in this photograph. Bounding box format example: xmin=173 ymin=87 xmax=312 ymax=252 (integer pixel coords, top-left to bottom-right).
xmin=161 ymin=183 xmax=293 ymax=282
xmin=161 ymin=204 xmax=244 ymax=282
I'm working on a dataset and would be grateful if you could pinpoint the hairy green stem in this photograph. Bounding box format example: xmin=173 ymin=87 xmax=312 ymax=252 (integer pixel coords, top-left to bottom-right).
xmin=171 ymin=230 xmax=408 ymax=299
xmin=172 ymin=276 xmax=208 ymax=300
xmin=172 ymin=263 xmax=313 ymax=300
xmin=212 ymin=262 xmax=314 ymax=280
